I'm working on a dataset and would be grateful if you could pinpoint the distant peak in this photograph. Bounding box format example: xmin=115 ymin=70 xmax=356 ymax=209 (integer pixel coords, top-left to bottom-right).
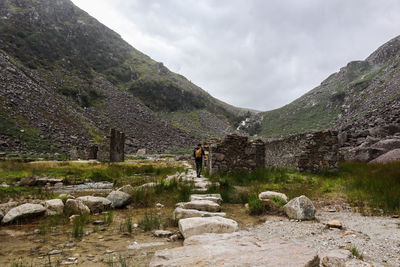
xmin=366 ymin=35 xmax=400 ymax=65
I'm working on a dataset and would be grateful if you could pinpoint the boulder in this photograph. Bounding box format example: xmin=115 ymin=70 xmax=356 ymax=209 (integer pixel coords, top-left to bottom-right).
xmin=107 ymin=190 xmax=131 ymax=208
xmin=117 ymin=184 xmax=134 ymax=195
xmin=190 ymin=194 xmax=222 ymax=204
xmin=283 ymin=195 xmax=316 ymax=220
xmin=179 ymin=200 xmax=221 ymax=212
xmin=258 ymin=191 xmax=288 ymax=203
xmin=178 ymin=217 xmax=238 ymax=239
xmin=173 ymin=207 xmax=226 ymax=220
xmin=65 ymin=199 xmax=90 ymax=215
xmin=19 ymin=176 xmax=37 ymax=186
xmin=2 ymin=203 xmax=46 ymax=224
xmin=321 ymin=249 xmax=353 ymax=267
xmin=371 ymin=139 xmax=400 ymax=151
xmin=369 ymin=148 xmax=400 ymax=163
xmin=150 ymin=233 xmax=319 ymax=267
xmin=44 ymin=199 xmax=64 ymax=216
xmin=76 ymin=196 xmax=112 ymax=213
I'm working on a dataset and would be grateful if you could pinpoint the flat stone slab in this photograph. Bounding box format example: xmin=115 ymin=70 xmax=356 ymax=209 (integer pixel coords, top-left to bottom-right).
xmin=179 ymin=200 xmax=221 ymax=212
xmin=179 ymin=216 xmax=238 ymax=239
xmin=150 ymin=233 xmax=319 ymax=267
xmin=127 ymin=242 xmax=166 ymax=250
xmin=190 ymin=194 xmax=222 ymax=204
xmin=173 ymin=207 xmax=226 ymax=220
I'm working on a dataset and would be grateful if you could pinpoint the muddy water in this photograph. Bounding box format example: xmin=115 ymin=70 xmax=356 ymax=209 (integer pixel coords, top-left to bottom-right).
xmin=0 ymin=204 xmax=261 ymax=266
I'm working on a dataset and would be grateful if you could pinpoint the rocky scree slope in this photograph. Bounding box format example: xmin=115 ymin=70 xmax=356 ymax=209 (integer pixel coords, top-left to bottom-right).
xmin=0 ymin=0 xmax=246 ymax=153
xmin=255 ymin=35 xmax=400 ymax=142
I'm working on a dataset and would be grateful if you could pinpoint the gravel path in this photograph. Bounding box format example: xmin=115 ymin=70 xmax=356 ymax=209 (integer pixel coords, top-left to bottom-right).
xmin=251 ymin=211 xmax=400 ymax=266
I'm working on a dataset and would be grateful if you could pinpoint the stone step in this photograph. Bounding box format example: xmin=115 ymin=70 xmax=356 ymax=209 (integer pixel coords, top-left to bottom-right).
xmin=173 ymin=207 xmax=226 ymax=220
xmin=178 ymin=216 xmax=238 ymax=239
xmin=176 ymin=200 xmax=221 ymax=212
xmin=190 ymin=194 xmax=222 ymax=204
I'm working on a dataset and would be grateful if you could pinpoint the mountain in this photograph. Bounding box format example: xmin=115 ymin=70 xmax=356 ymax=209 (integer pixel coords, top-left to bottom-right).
xmin=0 ymin=0 xmax=248 ymax=154
xmin=255 ymin=35 xmax=400 ymax=138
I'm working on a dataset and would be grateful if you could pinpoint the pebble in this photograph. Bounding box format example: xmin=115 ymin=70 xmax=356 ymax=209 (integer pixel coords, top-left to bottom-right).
xmin=327 ymin=220 xmax=342 ymax=229
xmin=65 ymin=243 xmax=75 ymax=248
xmin=48 ymin=249 xmax=63 ymax=255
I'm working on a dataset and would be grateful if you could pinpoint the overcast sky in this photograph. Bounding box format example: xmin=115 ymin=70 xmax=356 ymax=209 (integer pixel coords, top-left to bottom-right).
xmin=71 ymin=0 xmax=400 ymax=111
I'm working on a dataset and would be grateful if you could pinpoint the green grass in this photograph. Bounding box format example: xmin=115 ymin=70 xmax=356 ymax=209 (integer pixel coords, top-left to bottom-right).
xmin=138 ymin=210 xmax=161 ymax=231
xmin=72 ymin=212 xmax=89 ymax=238
xmin=247 ymin=194 xmax=265 ymax=215
xmin=208 ymin=162 xmax=400 ymax=214
xmin=348 ymin=246 xmax=363 ymax=260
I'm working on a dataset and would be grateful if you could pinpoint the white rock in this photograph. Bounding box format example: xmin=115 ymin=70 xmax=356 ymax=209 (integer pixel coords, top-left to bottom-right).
xmin=106 ymin=190 xmax=131 ymax=208
xmin=173 ymin=207 xmax=226 ymax=220
xmin=76 ymin=196 xmax=112 ymax=213
xmin=150 ymin=233 xmax=319 ymax=266
xmin=258 ymin=191 xmax=288 ymax=203
xmin=190 ymin=194 xmax=222 ymax=204
xmin=153 ymin=230 xmax=173 ymax=238
xmin=283 ymin=195 xmax=316 ymax=220
xmin=2 ymin=203 xmax=46 ymax=224
xmin=127 ymin=242 xmax=165 ymax=250
xmin=65 ymin=199 xmax=90 ymax=215
xmin=179 ymin=216 xmax=238 ymax=239
xmin=180 ymin=200 xmax=221 ymax=212
xmin=44 ymin=199 xmax=64 ymax=216
xmin=136 ymin=148 xmax=147 ymax=156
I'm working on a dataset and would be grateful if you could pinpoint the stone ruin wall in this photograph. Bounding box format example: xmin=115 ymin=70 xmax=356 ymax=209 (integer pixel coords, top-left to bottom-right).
xmin=204 ymin=134 xmax=265 ymax=176
xmin=70 ymin=128 xmax=125 ymax=162
xmin=264 ymin=130 xmax=339 ymax=172
xmin=204 ymin=130 xmax=339 ymax=174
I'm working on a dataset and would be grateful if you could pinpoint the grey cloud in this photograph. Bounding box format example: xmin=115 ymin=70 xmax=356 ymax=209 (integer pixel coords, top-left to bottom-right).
xmin=72 ymin=0 xmax=400 ymax=110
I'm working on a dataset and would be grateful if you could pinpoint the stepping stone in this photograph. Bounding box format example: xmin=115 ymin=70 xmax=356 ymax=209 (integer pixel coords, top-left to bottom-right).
xmin=178 ymin=200 xmax=221 ymax=212
xmin=190 ymin=194 xmax=222 ymax=204
xmin=178 ymin=217 xmax=238 ymax=239
xmin=150 ymin=234 xmax=319 ymax=267
xmin=76 ymin=196 xmax=112 ymax=213
xmin=173 ymin=207 xmax=226 ymax=220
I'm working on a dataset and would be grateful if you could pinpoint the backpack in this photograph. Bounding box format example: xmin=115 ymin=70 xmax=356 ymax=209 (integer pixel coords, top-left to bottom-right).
xmin=195 ymin=148 xmax=202 ymax=158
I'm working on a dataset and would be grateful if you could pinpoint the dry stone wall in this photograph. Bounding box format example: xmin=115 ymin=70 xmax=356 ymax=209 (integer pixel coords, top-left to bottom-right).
xmin=204 ymin=130 xmax=339 ymax=174
xmin=204 ymin=134 xmax=265 ymax=175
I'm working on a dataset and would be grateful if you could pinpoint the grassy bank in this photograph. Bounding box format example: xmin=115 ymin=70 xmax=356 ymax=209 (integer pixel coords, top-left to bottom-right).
xmin=208 ymin=162 xmax=400 ymax=215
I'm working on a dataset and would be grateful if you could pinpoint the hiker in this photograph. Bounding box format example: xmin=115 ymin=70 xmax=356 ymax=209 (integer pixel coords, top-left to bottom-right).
xmin=193 ymin=143 xmax=204 ymax=178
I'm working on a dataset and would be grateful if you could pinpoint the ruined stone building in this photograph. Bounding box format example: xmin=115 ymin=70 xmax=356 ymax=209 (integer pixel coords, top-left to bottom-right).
xmin=203 ymin=130 xmax=339 ymax=174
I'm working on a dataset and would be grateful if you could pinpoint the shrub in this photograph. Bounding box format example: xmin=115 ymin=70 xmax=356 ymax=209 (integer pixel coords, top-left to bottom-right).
xmin=247 ymin=194 xmax=265 ymax=215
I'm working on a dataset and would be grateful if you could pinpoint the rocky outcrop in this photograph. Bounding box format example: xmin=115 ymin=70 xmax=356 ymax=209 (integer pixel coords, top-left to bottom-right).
xmin=106 ymin=190 xmax=131 ymax=208
xmin=283 ymin=195 xmax=316 ymax=220
xmin=178 ymin=217 xmax=238 ymax=239
xmin=150 ymin=233 xmax=320 ymax=267
xmin=369 ymin=148 xmax=400 ymax=163
xmin=2 ymin=203 xmax=46 ymax=224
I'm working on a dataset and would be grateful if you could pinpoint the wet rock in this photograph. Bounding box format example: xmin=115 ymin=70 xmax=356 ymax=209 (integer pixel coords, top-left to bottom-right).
xmin=173 ymin=207 xmax=226 ymax=220
xmin=2 ymin=203 xmax=45 ymax=224
xmin=179 ymin=217 xmax=238 ymax=239
xmin=76 ymin=196 xmax=112 ymax=213
xmin=321 ymin=249 xmax=352 ymax=267
xmin=93 ymin=220 xmax=104 ymax=225
xmin=106 ymin=190 xmax=131 ymax=208
xmin=153 ymin=230 xmax=173 ymax=238
xmin=65 ymin=199 xmax=90 ymax=215
xmin=117 ymin=184 xmax=134 ymax=195
xmin=190 ymin=194 xmax=222 ymax=204
xmin=150 ymin=233 xmax=319 ymax=267
xmin=283 ymin=195 xmax=316 ymax=220
xmin=44 ymin=199 xmax=64 ymax=216
xmin=327 ymin=220 xmax=343 ymax=229
xmin=259 ymin=191 xmax=288 ymax=203
xmin=179 ymin=200 xmax=221 ymax=212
